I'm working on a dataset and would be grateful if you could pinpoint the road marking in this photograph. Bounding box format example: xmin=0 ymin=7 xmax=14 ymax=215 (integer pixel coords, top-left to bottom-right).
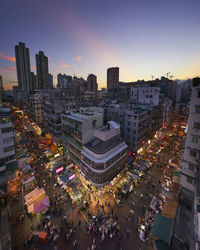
xmin=79 ymin=209 xmax=89 ymax=224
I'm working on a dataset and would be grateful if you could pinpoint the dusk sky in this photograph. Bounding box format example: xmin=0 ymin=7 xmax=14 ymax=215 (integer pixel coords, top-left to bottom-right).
xmin=1 ymin=0 xmax=200 ymax=90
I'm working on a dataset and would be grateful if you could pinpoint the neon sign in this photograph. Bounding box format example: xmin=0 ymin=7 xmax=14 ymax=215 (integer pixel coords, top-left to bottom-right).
xmin=56 ymin=166 xmax=64 ymax=174
xmin=69 ymin=174 xmax=75 ymax=181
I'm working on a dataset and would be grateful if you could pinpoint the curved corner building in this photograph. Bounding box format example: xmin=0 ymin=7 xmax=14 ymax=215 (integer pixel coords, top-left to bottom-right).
xmin=61 ymin=107 xmax=128 ymax=187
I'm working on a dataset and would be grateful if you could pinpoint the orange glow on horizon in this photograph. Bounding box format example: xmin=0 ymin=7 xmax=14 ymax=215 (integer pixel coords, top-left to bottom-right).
xmin=0 ymin=52 xmax=16 ymax=62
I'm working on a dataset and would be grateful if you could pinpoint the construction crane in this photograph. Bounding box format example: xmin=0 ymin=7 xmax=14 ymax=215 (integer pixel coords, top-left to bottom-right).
xmin=169 ymin=75 xmax=174 ymax=80
xmin=166 ymin=72 xmax=170 ymax=78
xmin=151 ymin=75 xmax=155 ymax=80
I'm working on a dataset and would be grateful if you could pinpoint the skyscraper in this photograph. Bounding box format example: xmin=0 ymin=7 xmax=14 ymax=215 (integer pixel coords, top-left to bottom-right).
xmin=30 ymin=72 xmax=38 ymax=91
xmin=36 ymin=51 xmax=49 ymax=90
xmin=0 ymin=76 xmax=3 ymax=102
xmin=107 ymin=67 xmax=119 ymax=90
xmin=48 ymin=73 xmax=53 ymax=89
xmin=15 ymin=42 xmax=31 ymax=94
xmin=87 ymin=74 xmax=98 ymax=94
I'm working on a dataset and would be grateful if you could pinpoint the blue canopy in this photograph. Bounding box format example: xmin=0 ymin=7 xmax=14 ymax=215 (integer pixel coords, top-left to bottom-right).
xmin=151 ymin=213 xmax=173 ymax=245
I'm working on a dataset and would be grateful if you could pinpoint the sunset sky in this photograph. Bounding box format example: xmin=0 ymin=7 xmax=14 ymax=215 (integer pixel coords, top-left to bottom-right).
xmin=1 ymin=0 xmax=200 ymax=90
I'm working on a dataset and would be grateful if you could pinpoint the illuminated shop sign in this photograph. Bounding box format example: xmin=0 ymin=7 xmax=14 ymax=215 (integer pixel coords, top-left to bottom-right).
xmin=56 ymin=166 xmax=64 ymax=174
xmin=69 ymin=174 xmax=75 ymax=181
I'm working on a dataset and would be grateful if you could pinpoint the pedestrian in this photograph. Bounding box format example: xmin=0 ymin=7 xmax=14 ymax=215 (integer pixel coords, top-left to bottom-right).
xmin=73 ymin=239 xmax=77 ymax=247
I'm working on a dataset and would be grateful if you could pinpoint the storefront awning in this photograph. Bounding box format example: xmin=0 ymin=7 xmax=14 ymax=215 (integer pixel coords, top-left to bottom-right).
xmin=151 ymin=214 xmax=173 ymax=244
xmin=162 ymin=201 xmax=178 ymax=219
xmin=23 ymin=176 xmax=36 ymax=185
xmin=34 ymin=196 xmax=49 ymax=214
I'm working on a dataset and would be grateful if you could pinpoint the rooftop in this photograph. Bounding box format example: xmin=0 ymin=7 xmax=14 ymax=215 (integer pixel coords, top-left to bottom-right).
xmin=85 ymin=136 xmax=123 ymax=154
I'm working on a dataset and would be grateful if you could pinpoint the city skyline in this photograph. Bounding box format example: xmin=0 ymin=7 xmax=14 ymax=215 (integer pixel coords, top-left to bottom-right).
xmin=1 ymin=0 xmax=200 ymax=90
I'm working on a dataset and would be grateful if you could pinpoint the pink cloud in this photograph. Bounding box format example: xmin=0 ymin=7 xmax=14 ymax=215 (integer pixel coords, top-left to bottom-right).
xmin=0 ymin=52 xmax=16 ymax=62
xmin=76 ymin=56 xmax=82 ymax=61
xmin=2 ymin=67 xmax=16 ymax=71
xmin=61 ymin=64 xmax=70 ymax=68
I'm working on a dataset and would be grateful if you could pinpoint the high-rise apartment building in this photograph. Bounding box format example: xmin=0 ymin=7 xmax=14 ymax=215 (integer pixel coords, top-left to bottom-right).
xmin=0 ymin=76 xmax=3 ymax=102
xmin=87 ymin=74 xmax=98 ymax=94
xmin=107 ymin=67 xmax=119 ymax=90
xmin=48 ymin=74 xmax=53 ymax=89
xmin=30 ymin=72 xmax=37 ymax=92
xmin=173 ymin=78 xmax=200 ymax=250
xmin=0 ymin=76 xmax=3 ymax=90
xmin=15 ymin=42 xmax=31 ymax=94
xmin=36 ymin=51 xmax=49 ymax=90
xmin=0 ymin=104 xmax=17 ymax=250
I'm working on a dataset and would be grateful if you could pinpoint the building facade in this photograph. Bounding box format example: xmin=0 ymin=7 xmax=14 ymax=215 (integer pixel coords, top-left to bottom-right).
xmin=130 ymin=86 xmax=160 ymax=106
xmin=0 ymin=104 xmax=18 ymax=184
xmin=30 ymin=72 xmax=38 ymax=92
xmin=173 ymin=78 xmax=200 ymax=250
xmin=107 ymin=67 xmax=119 ymax=90
xmin=81 ymin=121 xmax=128 ymax=186
xmin=36 ymin=51 xmax=49 ymax=90
xmin=29 ymin=91 xmax=44 ymax=127
xmin=43 ymin=87 xmax=78 ymax=142
xmin=87 ymin=74 xmax=98 ymax=95
xmin=106 ymin=104 xmax=150 ymax=151
xmin=62 ymin=108 xmax=127 ymax=187
xmin=57 ymin=74 xmax=72 ymax=88
xmin=48 ymin=74 xmax=53 ymax=89
xmin=15 ymin=42 xmax=31 ymax=95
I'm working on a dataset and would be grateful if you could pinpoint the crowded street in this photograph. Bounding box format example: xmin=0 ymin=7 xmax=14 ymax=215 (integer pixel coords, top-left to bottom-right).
xmin=9 ymin=107 xmax=187 ymax=250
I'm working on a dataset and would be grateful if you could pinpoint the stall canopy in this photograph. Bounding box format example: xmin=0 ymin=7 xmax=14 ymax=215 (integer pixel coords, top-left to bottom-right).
xmin=151 ymin=214 xmax=173 ymax=244
xmin=34 ymin=196 xmax=49 ymax=214
xmin=127 ymin=172 xmax=139 ymax=180
xmin=162 ymin=201 xmax=178 ymax=219
xmin=155 ymin=240 xmax=172 ymax=250
xmin=25 ymin=187 xmax=46 ymax=206
xmin=18 ymin=157 xmax=31 ymax=169
xmin=23 ymin=176 xmax=36 ymax=185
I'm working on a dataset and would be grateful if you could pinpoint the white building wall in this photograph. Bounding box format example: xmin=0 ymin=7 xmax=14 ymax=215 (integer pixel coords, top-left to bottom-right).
xmin=180 ymin=81 xmax=200 ymax=191
xmin=131 ymin=87 xmax=160 ymax=106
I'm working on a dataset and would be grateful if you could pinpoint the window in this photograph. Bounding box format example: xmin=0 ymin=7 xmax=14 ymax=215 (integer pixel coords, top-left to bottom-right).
xmin=188 ymin=164 xmax=194 ymax=171
xmin=198 ymin=91 xmax=200 ymax=98
xmin=127 ymin=128 xmax=130 ymax=132
xmin=192 ymin=136 xmax=198 ymax=143
xmin=1 ymin=127 xmax=13 ymax=133
xmin=0 ymin=117 xmax=11 ymax=123
xmin=3 ymin=145 xmax=15 ymax=153
xmin=3 ymin=137 xmax=13 ymax=144
xmin=187 ymin=177 xmax=193 ymax=184
xmin=127 ymin=121 xmax=130 ymax=126
xmin=195 ymin=105 xmax=200 ymax=113
xmin=194 ymin=122 xmax=200 ymax=129
xmin=190 ymin=150 xmax=197 ymax=158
